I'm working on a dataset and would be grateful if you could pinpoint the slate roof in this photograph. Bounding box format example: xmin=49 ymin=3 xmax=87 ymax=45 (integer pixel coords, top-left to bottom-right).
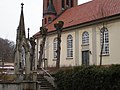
xmin=34 ymin=0 xmax=120 ymax=37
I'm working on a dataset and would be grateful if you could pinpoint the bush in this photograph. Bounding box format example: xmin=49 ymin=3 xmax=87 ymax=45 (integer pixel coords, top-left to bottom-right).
xmin=54 ymin=65 xmax=120 ymax=90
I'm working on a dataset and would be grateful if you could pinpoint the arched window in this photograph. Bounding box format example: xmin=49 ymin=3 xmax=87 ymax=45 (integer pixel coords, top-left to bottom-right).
xmin=48 ymin=17 xmax=52 ymax=23
xmin=53 ymin=38 xmax=57 ymax=58
xmin=67 ymin=35 xmax=73 ymax=57
xmin=44 ymin=18 xmax=47 ymax=24
xmin=100 ymin=27 xmax=109 ymax=55
xmin=82 ymin=31 xmax=89 ymax=45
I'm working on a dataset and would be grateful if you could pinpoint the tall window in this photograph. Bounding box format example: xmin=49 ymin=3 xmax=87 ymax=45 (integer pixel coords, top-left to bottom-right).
xmin=53 ymin=38 xmax=57 ymax=58
xmin=66 ymin=0 xmax=69 ymax=7
xmin=100 ymin=27 xmax=109 ymax=55
xmin=70 ymin=0 xmax=73 ymax=7
xmin=67 ymin=35 xmax=73 ymax=58
xmin=62 ymin=0 xmax=65 ymax=9
xmin=82 ymin=31 xmax=89 ymax=45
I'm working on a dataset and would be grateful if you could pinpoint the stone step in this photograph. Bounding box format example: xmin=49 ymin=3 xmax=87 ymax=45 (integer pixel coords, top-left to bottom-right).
xmin=37 ymin=75 xmax=55 ymax=90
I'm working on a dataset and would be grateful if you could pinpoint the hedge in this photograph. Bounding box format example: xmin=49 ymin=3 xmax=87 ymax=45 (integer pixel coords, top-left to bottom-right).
xmin=54 ymin=65 xmax=120 ymax=90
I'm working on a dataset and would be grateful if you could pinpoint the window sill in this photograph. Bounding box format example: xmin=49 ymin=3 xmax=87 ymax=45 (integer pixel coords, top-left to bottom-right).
xmin=100 ymin=54 xmax=110 ymax=56
xmin=66 ymin=57 xmax=73 ymax=60
xmin=81 ymin=44 xmax=89 ymax=46
xmin=52 ymin=58 xmax=57 ymax=61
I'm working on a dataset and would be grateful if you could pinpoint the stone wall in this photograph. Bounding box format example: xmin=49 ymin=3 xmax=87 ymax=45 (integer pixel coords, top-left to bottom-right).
xmin=0 ymin=82 xmax=37 ymax=90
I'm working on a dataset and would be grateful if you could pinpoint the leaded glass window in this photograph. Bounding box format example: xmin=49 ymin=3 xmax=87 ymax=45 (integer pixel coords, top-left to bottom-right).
xmin=67 ymin=35 xmax=73 ymax=57
xmin=82 ymin=31 xmax=89 ymax=45
xmin=53 ymin=38 xmax=57 ymax=58
xmin=100 ymin=27 xmax=109 ymax=55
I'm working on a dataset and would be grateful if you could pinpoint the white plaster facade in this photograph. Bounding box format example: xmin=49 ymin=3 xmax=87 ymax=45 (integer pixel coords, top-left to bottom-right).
xmin=35 ymin=18 xmax=120 ymax=68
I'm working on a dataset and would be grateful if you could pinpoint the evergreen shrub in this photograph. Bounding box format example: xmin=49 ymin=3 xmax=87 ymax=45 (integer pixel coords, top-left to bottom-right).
xmin=54 ymin=65 xmax=120 ymax=90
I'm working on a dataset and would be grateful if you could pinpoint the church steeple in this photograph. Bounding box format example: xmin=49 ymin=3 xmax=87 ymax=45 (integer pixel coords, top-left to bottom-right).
xmin=43 ymin=0 xmax=78 ymax=26
xmin=43 ymin=0 xmax=57 ymax=26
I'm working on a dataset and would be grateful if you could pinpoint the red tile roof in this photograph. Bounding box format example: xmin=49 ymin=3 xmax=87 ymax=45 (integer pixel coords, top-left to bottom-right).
xmin=34 ymin=0 xmax=120 ymax=37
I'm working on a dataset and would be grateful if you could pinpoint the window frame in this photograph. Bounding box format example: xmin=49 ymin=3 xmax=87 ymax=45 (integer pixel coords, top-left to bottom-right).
xmin=67 ymin=35 xmax=73 ymax=58
xmin=82 ymin=31 xmax=89 ymax=45
xmin=62 ymin=0 xmax=65 ymax=10
xmin=100 ymin=27 xmax=109 ymax=55
xmin=48 ymin=17 xmax=52 ymax=23
xmin=44 ymin=18 xmax=47 ymax=24
xmin=70 ymin=0 xmax=73 ymax=7
xmin=53 ymin=38 xmax=57 ymax=59
xmin=66 ymin=0 xmax=69 ymax=7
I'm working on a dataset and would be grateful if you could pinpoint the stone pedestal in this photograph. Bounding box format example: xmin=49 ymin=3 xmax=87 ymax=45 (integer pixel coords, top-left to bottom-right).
xmin=33 ymin=71 xmax=37 ymax=81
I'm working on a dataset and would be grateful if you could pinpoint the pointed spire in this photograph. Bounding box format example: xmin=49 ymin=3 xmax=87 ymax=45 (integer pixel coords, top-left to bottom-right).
xmin=21 ymin=3 xmax=24 ymax=9
xmin=47 ymin=0 xmax=56 ymax=15
xmin=18 ymin=3 xmax=26 ymax=40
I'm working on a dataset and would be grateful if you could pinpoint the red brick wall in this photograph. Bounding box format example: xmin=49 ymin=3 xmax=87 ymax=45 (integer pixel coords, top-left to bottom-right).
xmin=43 ymin=0 xmax=78 ymax=26
xmin=53 ymin=0 xmax=78 ymax=15
xmin=43 ymin=0 xmax=49 ymax=14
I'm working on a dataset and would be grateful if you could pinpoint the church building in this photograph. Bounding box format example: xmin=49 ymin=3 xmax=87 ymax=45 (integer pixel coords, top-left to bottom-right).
xmin=34 ymin=0 xmax=120 ymax=68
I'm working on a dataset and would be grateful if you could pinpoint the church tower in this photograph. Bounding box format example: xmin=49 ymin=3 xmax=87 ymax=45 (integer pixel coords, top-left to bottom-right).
xmin=43 ymin=0 xmax=78 ymax=26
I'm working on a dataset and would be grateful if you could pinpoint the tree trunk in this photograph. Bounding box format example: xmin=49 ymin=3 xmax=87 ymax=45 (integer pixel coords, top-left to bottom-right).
xmin=54 ymin=21 xmax=64 ymax=69
xmin=56 ymin=30 xmax=62 ymax=69
xmin=100 ymin=26 xmax=105 ymax=66
xmin=39 ymin=35 xmax=46 ymax=68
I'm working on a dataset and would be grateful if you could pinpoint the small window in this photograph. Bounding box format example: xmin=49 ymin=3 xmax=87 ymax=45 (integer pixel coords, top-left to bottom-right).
xmin=100 ymin=27 xmax=109 ymax=55
xmin=44 ymin=18 xmax=47 ymax=24
xmin=48 ymin=17 xmax=52 ymax=23
xmin=53 ymin=38 xmax=57 ymax=58
xmin=67 ymin=35 xmax=73 ymax=58
xmin=82 ymin=31 xmax=89 ymax=45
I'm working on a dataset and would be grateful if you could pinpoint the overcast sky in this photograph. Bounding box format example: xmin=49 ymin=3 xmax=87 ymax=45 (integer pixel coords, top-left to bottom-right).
xmin=0 ymin=0 xmax=91 ymax=42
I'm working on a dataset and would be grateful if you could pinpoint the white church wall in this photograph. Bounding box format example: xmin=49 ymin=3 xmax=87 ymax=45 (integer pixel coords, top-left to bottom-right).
xmin=45 ymin=31 xmax=76 ymax=67
xmin=35 ymin=19 xmax=120 ymax=68
xmin=78 ymin=27 xmax=93 ymax=65
xmin=60 ymin=30 xmax=76 ymax=67
xmin=47 ymin=34 xmax=57 ymax=67
xmin=96 ymin=19 xmax=120 ymax=65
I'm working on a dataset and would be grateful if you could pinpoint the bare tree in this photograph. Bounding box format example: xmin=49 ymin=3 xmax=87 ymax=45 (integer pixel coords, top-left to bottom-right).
xmin=54 ymin=21 xmax=64 ymax=69
xmin=100 ymin=25 xmax=107 ymax=66
xmin=38 ymin=27 xmax=48 ymax=68
xmin=0 ymin=38 xmax=15 ymax=63
xmin=29 ymin=37 xmax=36 ymax=70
